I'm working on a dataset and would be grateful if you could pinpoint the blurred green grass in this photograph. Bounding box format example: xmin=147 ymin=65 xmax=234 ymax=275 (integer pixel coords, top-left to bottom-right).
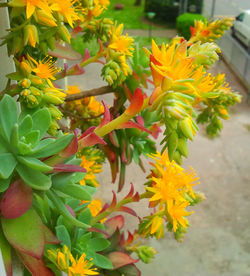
xmin=103 ymin=0 xmax=150 ymax=29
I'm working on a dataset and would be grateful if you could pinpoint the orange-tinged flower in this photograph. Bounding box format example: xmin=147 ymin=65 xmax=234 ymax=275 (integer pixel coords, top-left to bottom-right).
xmin=28 ymin=55 xmax=60 ymax=86
xmin=9 ymin=0 xmax=52 ymax=19
xmin=47 ymin=245 xmax=99 ymax=276
xmin=51 ymin=0 xmax=82 ymax=27
xmin=80 ymin=155 xmax=102 ymax=187
xmin=167 ymin=200 xmax=192 ymax=232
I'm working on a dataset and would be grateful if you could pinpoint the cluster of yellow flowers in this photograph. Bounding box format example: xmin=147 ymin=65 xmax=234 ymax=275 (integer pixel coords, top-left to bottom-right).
xmin=65 ymin=85 xmax=104 ymax=131
xmin=138 ymin=150 xmax=200 ymax=239
xmin=79 ymin=149 xmax=103 ymax=187
xmin=47 ymin=245 xmax=99 ymax=276
xmin=9 ymin=0 xmax=84 ymax=27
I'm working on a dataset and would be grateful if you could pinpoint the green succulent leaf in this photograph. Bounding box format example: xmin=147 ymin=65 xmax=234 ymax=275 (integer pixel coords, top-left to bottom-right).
xmin=47 ymin=189 xmax=90 ymax=229
xmin=92 ymin=253 xmax=113 ymax=269
xmin=17 ymin=156 xmax=52 ymax=172
xmin=16 ymin=163 xmax=51 ymax=190
xmin=55 ymin=225 xmax=71 ymax=248
xmin=55 ymin=184 xmax=92 ymax=201
xmin=88 ymin=238 xmax=110 ymax=252
xmin=31 ymin=134 xmax=74 ymax=158
xmin=18 ymin=141 xmax=32 ymax=155
xmin=0 ymin=177 xmax=12 ymax=192
xmin=0 ymin=95 xmax=18 ymax=141
xmin=1 ymin=208 xmax=45 ymax=259
xmin=0 ymin=153 xmax=17 ymax=179
xmin=18 ymin=115 xmax=33 ymax=137
xmin=24 ymin=130 xmax=40 ymax=148
xmin=78 ymin=208 xmax=92 ymax=225
xmin=10 ymin=124 xmax=19 ymax=149
xmin=31 ymin=108 xmax=51 ymax=140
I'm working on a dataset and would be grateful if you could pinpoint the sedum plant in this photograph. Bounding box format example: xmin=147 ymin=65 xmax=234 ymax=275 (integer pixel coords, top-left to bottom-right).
xmin=0 ymin=0 xmax=241 ymax=275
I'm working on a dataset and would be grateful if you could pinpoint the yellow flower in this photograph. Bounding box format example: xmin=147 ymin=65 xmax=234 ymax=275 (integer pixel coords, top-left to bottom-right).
xmin=80 ymin=155 xmax=103 ymax=187
xmin=51 ymin=0 xmax=82 ymax=27
xmin=28 ymin=55 xmax=60 ymax=86
xmin=167 ymin=200 xmax=192 ymax=232
xmin=145 ymin=150 xmax=199 ymax=232
xmin=47 ymin=245 xmax=99 ymax=276
xmin=9 ymin=0 xmax=52 ymax=19
xmin=109 ymin=24 xmax=134 ymax=57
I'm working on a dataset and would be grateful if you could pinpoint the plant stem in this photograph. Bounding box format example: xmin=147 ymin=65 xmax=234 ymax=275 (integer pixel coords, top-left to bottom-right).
xmin=91 ymin=191 xmax=150 ymax=225
xmin=65 ymin=85 xmax=113 ymax=101
xmin=80 ymin=52 xmax=104 ymax=68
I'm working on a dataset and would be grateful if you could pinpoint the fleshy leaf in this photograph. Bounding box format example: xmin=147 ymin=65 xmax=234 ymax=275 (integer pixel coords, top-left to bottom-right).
xmin=18 ymin=251 xmax=54 ymax=276
xmin=31 ymin=134 xmax=74 ymax=158
xmin=60 ymin=129 xmax=78 ymax=158
xmin=0 ymin=95 xmax=18 ymax=141
xmin=17 ymin=156 xmax=52 ymax=172
xmin=108 ymin=252 xmax=139 ymax=269
xmin=2 ymin=208 xmax=45 ymax=259
xmin=16 ymin=163 xmax=52 ymax=190
xmin=18 ymin=115 xmax=33 ymax=137
xmin=125 ymin=88 xmax=144 ymax=116
xmin=48 ymin=42 xmax=82 ymax=60
xmin=0 ymin=180 xmax=33 ymax=219
xmin=0 ymin=153 xmax=17 ymax=179
xmin=32 ymin=108 xmax=51 ymax=140
xmin=105 ymin=215 xmax=124 ymax=235
xmin=43 ymin=225 xmax=61 ymax=244
xmin=117 ymin=206 xmax=138 ymax=218
xmin=52 ymin=164 xmax=86 ymax=173
xmin=79 ymin=127 xmax=106 ymax=148
xmin=118 ymin=264 xmax=141 ymax=276
xmin=54 ymin=184 xmax=92 ymax=201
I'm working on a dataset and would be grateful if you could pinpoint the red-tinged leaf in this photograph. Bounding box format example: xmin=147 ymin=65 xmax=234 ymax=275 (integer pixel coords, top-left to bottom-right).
xmin=87 ymin=227 xmax=109 ymax=238
xmin=99 ymin=203 xmax=109 ymax=214
xmin=124 ymin=183 xmax=134 ymax=200
xmin=98 ymin=101 xmax=111 ymax=128
xmin=81 ymin=48 xmax=91 ymax=62
xmin=117 ymin=121 xmax=152 ymax=136
xmin=109 ymin=191 xmax=117 ymax=210
xmin=150 ymin=123 xmax=162 ymax=139
xmin=136 ymin=116 xmax=144 ymax=126
xmin=0 ymin=180 xmax=33 ymax=219
xmin=43 ymin=225 xmax=61 ymax=244
xmin=48 ymin=42 xmax=82 ymax=60
xmin=121 ymin=142 xmax=127 ymax=163
xmin=66 ymin=64 xmax=85 ymax=76
xmin=97 ymin=38 xmax=103 ymax=55
xmin=72 ymin=25 xmax=83 ymax=36
xmin=105 ymin=215 xmax=124 ymax=235
xmin=126 ymin=231 xmax=134 ymax=245
xmin=100 ymin=145 xmax=118 ymax=183
xmin=139 ymin=158 xmax=146 ymax=173
xmin=107 ymin=252 xmax=139 ymax=270
xmin=66 ymin=205 xmax=75 ymax=217
xmin=124 ymin=85 xmax=132 ymax=101
xmin=78 ymin=127 xmax=106 ymax=148
xmin=18 ymin=251 xmax=54 ymax=276
xmin=147 ymin=78 xmax=154 ymax=85
xmin=109 ymin=131 xmax=119 ymax=147
xmin=118 ymin=264 xmax=141 ymax=276
xmin=60 ymin=129 xmax=78 ymax=158
xmin=52 ymin=164 xmax=86 ymax=173
xmin=125 ymin=88 xmax=144 ymax=116
xmin=132 ymin=192 xmax=140 ymax=202
xmin=110 ymin=160 xmax=118 ymax=183
xmin=117 ymin=206 xmax=138 ymax=218
xmin=1 ymin=208 xmax=45 ymax=259
xmin=118 ymin=161 xmax=126 ymax=192
xmin=149 ymin=86 xmax=161 ymax=105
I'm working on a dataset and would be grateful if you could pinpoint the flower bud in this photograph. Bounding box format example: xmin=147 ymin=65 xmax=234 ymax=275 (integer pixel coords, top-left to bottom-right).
xmin=24 ymin=25 xmax=39 ymax=47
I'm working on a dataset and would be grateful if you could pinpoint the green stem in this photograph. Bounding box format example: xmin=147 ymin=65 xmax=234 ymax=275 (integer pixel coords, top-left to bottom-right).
xmin=94 ymin=97 xmax=150 ymax=138
xmin=91 ymin=191 xmax=150 ymax=225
